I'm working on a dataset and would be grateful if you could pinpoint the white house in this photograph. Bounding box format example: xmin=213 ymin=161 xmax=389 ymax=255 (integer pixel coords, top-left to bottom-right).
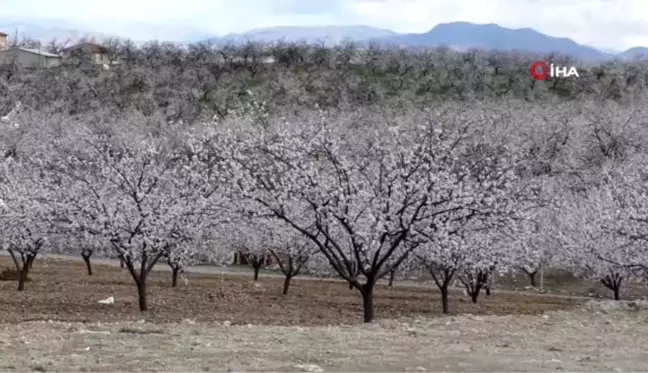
xmin=0 ymin=47 xmax=62 ymax=68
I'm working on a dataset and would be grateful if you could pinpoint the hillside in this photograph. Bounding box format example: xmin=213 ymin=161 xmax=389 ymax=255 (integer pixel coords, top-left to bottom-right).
xmin=206 ymin=25 xmax=398 ymax=45
xmin=377 ymin=22 xmax=610 ymax=61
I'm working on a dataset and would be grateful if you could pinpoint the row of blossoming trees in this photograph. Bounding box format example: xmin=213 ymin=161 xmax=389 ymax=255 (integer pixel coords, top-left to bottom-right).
xmin=1 ymin=98 xmax=648 ymax=322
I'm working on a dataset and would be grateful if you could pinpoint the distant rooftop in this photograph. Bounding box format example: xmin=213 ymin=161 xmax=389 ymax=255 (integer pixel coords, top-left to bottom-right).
xmin=0 ymin=47 xmax=62 ymax=58
xmin=62 ymin=42 xmax=108 ymax=54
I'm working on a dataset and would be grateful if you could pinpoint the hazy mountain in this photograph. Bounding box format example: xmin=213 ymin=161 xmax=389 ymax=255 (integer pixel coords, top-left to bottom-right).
xmin=205 ymin=25 xmax=399 ymax=45
xmin=377 ymin=22 xmax=610 ymax=61
xmin=0 ymin=19 xmax=112 ymax=44
xmin=1 ymin=19 xmax=644 ymax=63
xmin=76 ymin=21 xmax=216 ymax=43
xmin=201 ymin=22 xmax=619 ymax=62
xmin=0 ymin=18 xmax=214 ymax=45
xmin=617 ymin=47 xmax=648 ymax=60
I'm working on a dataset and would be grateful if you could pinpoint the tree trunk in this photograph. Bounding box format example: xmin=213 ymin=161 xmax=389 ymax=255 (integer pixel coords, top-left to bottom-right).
xmin=18 ymin=267 xmax=28 ymax=291
xmin=441 ymin=284 xmax=449 ymax=314
xmin=253 ymin=265 xmax=260 ymax=281
xmin=82 ymin=254 xmax=93 ymax=276
xmin=524 ymin=269 xmax=537 ymax=287
xmin=120 ymin=258 xmax=125 ymax=269
xmin=282 ymin=275 xmax=292 ymax=295
xmin=348 ymin=281 xmax=353 ymax=289
xmin=601 ymin=275 xmax=623 ymax=301
xmin=117 ymin=245 xmax=164 ymax=313
xmin=470 ymin=287 xmax=481 ymax=303
xmin=171 ymin=267 xmax=179 ymax=287
xmin=388 ymin=269 xmax=395 ymax=287
xmin=459 ymin=270 xmax=488 ymax=304
xmin=429 ymin=268 xmax=456 ymax=315
xmin=8 ymin=249 xmax=20 ymax=272
xmin=360 ymin=284 xmax=375 ymax=323
xmin=17 ymin=255 xmax=36 ymax=291
xmin=137 ymin=277 xmax=148 ymax=311
xmin=485 ymin=286 xmax=491 ymax=296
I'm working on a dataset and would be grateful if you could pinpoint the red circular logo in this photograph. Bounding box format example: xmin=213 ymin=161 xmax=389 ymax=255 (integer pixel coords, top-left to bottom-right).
xmin=529 ymin=61 xmax=549 ymax=80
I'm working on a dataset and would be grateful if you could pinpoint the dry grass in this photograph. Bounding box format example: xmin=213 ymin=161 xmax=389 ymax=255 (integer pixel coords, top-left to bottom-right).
xmin=1 ymin=309 xmax=648 ymax=371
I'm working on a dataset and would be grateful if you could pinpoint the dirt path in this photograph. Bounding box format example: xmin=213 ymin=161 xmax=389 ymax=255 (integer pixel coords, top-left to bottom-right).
xmin=0 ymin=307 xmax=646 ymax=371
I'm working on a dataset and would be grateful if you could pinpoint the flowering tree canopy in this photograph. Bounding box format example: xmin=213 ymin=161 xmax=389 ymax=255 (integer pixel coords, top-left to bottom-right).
xmin=0 ymin=158 xmax=60 ymax=290
xmin=225 ymin=106 xmax=536 ymax=322
xmin=559 ymin=183 xmax=638 ymax=300
xmin=47 ymin=120 xmax=228 ymax=310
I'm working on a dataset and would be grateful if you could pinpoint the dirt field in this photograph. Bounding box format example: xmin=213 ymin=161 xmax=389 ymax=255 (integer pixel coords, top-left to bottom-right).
xmin=1 ymin=256 xmax=648 ymax=371
xmin=488 ymin=268 xmax=648 ymax=300
xmin=392 ymin=263 xmax=647 ymax=300
xmin=0 ymin=257 xmax=583 ymax=325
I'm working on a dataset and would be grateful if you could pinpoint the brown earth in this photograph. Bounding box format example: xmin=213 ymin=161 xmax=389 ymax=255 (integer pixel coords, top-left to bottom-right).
xmin=402 ymin=266 xmax=648 ymax=300
xmin=489 ymin=268 xmax=648 ymax=300
xmin=0 ymin=256 xmax=583 ymax=325
xmin=3 ymin=257 xmax=648 ymax=372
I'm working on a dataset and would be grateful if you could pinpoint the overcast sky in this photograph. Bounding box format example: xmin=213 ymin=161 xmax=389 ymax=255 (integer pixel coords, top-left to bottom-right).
xmin=1 ymin=0 xmax=646 ymax=50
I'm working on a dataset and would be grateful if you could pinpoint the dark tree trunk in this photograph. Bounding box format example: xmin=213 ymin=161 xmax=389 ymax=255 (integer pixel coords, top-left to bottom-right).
xmin=120 ymin=258 xmax=125 ymax=269
xmin=18 ymin=267 xmax=28 ymax=291
xmin=470 ymin=287 xmax=481 ymax=303
xmin=246 ymin=254 xmax=263 ymax=281
xmin=171 ymin=267 xmax=179 ymax=287
xmin=269 ymin=250 xmax=306 ymax=296
xmin=18 ymin=254 xmax=36 ymax=291
xmin=282 ymin=275 xmax=292 ymax=295
xmin=522 ymin=268 xmax=538 ymax=287
xmin=137 ymin=277 xmax=148 ymax=311
xmin=253 ymin=264 xmax=260 ymax=281
xmin=388 ymin=269 xmax=395 ymax=287
xmin=440 ymin=284 xmax=449 ymax=314
xmin=460 ymin=270 xmax=488 ymax=304
xmin=8 ymin=249 xmax=20 ymax=271
xmin=343 ymin=258 xmax=359 ymax=290
xmin=429 ymin=267 xmax=456 ymax=315
xmin=485 ymin=270 xmax=493 ymax=296
xmin=601 ymin=274 xmax=623 ymax=301
xmin=116 ymin=245 xmax=164 ymax=312
xmin=360 ymin=283 xmax=375 ymax=323
xmin=167 ymin=259 xmax=182 ymax=288
xmin=82 ymin=253 xmax=93 ymax=276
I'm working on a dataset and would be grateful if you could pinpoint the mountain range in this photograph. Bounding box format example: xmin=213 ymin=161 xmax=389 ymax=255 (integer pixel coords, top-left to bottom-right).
xmin=214 ymin=25 xmax=398 ymax=46
xmin=1 ymin=19 xmax=647 ymax=62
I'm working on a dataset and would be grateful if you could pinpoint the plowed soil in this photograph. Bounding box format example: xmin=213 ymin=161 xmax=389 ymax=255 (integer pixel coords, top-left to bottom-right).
xmin=0 ymin=256 xmax=583 ymax=325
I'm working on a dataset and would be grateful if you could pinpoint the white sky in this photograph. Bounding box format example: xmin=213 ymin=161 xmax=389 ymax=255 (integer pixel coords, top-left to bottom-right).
xmin=1 ymin=0 xmax=647 ymax=50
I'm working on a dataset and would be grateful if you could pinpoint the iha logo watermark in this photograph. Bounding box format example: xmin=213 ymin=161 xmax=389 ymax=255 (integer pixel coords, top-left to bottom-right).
xmin=529 ymin=61 xmax=579 ymax=80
